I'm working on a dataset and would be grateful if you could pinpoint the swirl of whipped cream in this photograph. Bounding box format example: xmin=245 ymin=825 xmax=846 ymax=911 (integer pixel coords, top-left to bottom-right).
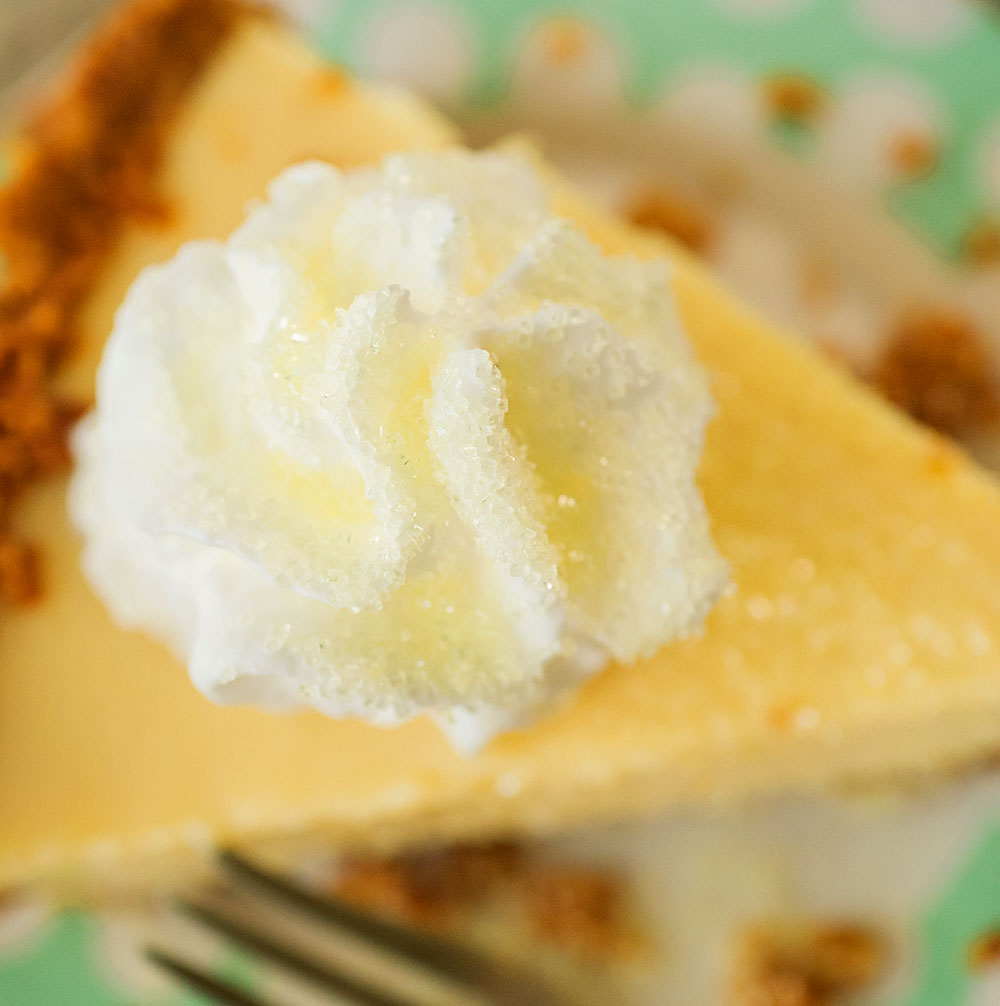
xmin=70 ymin=150 xmax=727 ymax=752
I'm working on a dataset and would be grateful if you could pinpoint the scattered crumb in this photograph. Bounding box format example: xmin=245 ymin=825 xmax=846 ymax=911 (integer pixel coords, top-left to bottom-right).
xmin=969 ymin=930 xmax=1000 ymax=971
xmin=888 ymin=132 xmax=938 ymax=179
xmin=738 ymin=967 xmax=821 ymax=1006
xmin=762 ymin=74 xmax=826 ymax=124
xmin=335 ymin=857 xmax=451 ymax=926
xmin=963 ymin=218 xmax=1000 ymax=267
xmin=334 ymin=842 xmax=638 ymax=961
xmin=334 ymin=842 xmax=523 ymax=926
xmin=524 ymin=863 xmax=635 ymax=959
xmin=626 ymin=184 xmax=715 ymax=254
xmin=732 ymin=922 xmax=886 ymax=1005
xmin=800 ymin=924 xmax=885 ymax=988
xmin=0 ymin=0 xmax=251 ymax=603
xmin=869 ymin=308 xmax=1000 ymax=437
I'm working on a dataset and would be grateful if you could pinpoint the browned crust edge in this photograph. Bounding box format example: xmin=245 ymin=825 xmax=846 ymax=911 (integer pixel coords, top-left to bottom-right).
xmin=0 ymin=0 xmax=255 ymax=604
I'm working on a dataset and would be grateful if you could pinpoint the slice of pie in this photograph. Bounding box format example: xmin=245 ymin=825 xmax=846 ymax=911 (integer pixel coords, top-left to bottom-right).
xmin=6 ymin=0 xmax=1000 ymax=897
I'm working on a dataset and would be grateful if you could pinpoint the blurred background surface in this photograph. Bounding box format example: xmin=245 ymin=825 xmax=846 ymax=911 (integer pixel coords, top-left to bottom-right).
xmin=0 ymin=0 xmax=107 ymax=90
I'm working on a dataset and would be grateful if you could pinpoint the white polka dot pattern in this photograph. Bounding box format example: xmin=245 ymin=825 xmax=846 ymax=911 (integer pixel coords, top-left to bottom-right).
xmin=0 ymin=899 xmax=52 ymax=957
xmin=654 ymin=66 xmax=768 ymax=141
xmin=818 ymin=73 xmax=941 ymax=190
xmin=94 ymin=914 xmax=174 ymax=997
xmin=854 ymin=0 xmax=971 ymax=46
xmin=510 ymin=17 xmax=624 ymax=115
xmin=363 ymin=2 xmax=474 ymax=101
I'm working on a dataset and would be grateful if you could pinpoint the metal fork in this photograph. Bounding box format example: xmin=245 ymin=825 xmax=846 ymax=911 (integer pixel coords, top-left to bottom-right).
xmin=143 ymin=850 xmax=566 ymax=1006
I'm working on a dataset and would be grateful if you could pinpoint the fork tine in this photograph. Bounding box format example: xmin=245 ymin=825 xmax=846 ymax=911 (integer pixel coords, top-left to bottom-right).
xmin=218 ymin=851 xmax=513 ymax=987
xmin=145 ymin=946 xmax=276 ymax=1006
xmin=216 ymin=851 xmax=564 ymax=1006
xmin=176 ymin=897 xmax=414 ymax=1006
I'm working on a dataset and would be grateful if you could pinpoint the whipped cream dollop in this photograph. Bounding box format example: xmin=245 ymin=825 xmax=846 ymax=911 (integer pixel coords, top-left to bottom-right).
xmin=70 ymin=150 xmax=727 ymax=752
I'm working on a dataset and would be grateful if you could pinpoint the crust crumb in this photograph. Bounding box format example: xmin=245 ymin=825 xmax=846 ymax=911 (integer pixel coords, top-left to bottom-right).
xmin=969 ymin=930 xmax=1000 ymax=971
xmin=963 ymin=218 xmax=1000 ymax=266
xmin=335 ymin=842 xmax=523 ymax=926
xmin=335 ymin=857 xmax=451 ymax=926
xmin=869 ymin=308 xmax=1000 ymax=437
xmin=334 ymin=842 xmax=637 ymax=960
xmin=524 ymin=863 xmax=635 ymax=959
xmin=732 ymin=922 xmax=885 ymax=1005
xmin=0 ymin=0 xmax=252 ymax=603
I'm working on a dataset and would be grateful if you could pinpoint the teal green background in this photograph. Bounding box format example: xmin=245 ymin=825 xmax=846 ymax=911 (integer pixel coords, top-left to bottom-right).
xmin=0 ymin=913 xmax=190 ymax=1006
xmin=315 ymin=0 xmax=1000 ymax=260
